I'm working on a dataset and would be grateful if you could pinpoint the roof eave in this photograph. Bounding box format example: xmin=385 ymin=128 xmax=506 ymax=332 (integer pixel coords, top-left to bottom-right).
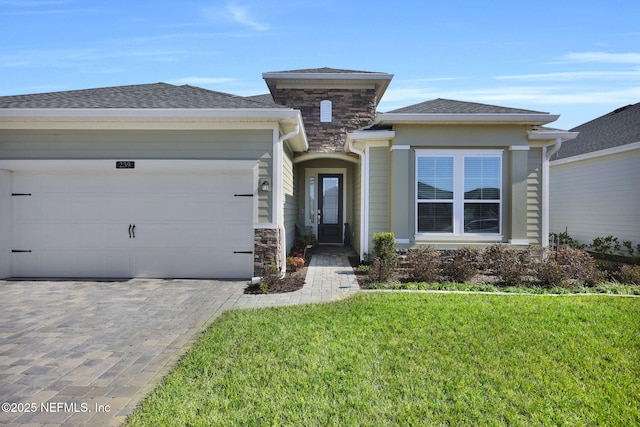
xmin=0 ymin=108 xmax=309 ymax=151
xmin=528 ymin=129 xmax=579 ymax=142
xmin=262 ymin=72 xmax=394 ymax=104
xmin=376 ymin=113 xmax=560 ymax=126
xmin=0 ymin=108 xmax=304 ymax=129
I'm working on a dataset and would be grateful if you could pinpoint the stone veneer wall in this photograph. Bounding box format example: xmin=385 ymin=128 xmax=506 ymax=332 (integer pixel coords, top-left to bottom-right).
xmin=272 ymin=88 xmax=377 ymax=153
xmin=254 ymin=228 xmax=281 ymax=276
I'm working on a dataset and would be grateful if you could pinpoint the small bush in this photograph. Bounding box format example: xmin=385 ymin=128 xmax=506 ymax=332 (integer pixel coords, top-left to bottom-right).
xmin=442 ymin=247 xmax=481 ymax=283
xmin=590 ymin=236 xmax=621 ymax=255
xmin=371 ymin=232 xmax=397 ymax=283
xmin=286 ymin=256 xmax=305 ymax=272
xmin=484 ymin=244 xmax=530 ymax=286
xmin=372 ymin=232 xmax=397 ymax=265
xmin=619 ymin=264 xmax=640 ymax=285
xmin=535 ymin=260 xmax=568 ymax=288
xmin=556 ymin=247 xmax=605 ymax=285
xmin=407 ymin=246 xmax=441 ymax=283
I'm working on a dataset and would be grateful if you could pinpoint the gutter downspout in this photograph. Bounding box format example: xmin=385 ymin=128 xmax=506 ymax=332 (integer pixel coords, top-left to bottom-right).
xmin=542 ymin=137 xmax=562 ymax=247
xmin=276 ymin=125 xmax=300 ymax=276
xmin=347 ymin=139 xmax=367 ymax=261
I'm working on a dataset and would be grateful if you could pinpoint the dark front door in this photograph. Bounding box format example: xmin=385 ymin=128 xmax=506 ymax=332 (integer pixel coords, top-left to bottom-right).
xmin=317 ymin=174 xmax=343 ymax=244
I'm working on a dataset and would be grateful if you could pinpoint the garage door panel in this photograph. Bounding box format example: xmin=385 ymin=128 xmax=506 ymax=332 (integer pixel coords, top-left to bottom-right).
xmin=11 ymin=168 xmax=255 ymax=278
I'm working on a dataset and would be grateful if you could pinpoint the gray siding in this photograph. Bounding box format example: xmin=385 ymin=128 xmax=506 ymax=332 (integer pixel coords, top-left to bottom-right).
xmin=283 ymin=144 xmax=297 ymax=252
xmin=368 ymin=147 xmax=390 ymax=244
xmin=526 ymin=148 xmax=543 ymax=245
xmin=550 ymin=149 xmax=640 ymax=246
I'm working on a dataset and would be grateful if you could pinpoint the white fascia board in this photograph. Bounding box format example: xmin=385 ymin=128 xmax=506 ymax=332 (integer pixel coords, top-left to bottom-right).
xmin=376 ymin=113 xmax=560 ymax=125
xmin=0 ymin=108 xmax=304 ymax=130
xmin=345 ymin=130 xmax=395 ymax=152
xmin=528 ymin=130 xmax=579 ymax=142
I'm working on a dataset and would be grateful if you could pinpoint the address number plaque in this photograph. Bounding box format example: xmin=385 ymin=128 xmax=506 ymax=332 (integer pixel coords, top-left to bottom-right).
xmin=116 ymin=161 xmax=135 ymax=169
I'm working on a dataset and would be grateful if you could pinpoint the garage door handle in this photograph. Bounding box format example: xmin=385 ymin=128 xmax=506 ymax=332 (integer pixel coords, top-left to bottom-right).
xmin=132 ymin=224 xmax=136 ymax=238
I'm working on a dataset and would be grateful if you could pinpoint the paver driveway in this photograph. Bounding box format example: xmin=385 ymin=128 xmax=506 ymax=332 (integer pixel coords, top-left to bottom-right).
xmin=0 ymin=279 xmax=247 ymax=426
xmin=0 ymin=248 xmax=360 ymax=426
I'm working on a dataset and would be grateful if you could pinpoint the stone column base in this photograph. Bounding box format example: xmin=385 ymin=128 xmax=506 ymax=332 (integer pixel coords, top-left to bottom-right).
xmin=254 ymin=228 xmax=282 ymax=277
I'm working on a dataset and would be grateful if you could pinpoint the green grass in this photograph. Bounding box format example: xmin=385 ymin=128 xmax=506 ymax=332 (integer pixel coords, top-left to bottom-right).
xmin=125 ymin=293 xmax=640 ymax=426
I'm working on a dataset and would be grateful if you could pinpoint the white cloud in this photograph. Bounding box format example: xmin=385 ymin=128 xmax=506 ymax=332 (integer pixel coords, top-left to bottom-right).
xmin=561 ymin=52 xmax=640 ymax=64
xmin=203 ymin=2 xmax=270 ymax=32
xmin=226 ymin=3 xmax=270 ymax=31
xmin=496 ymin=70 xmax=640 ymax=81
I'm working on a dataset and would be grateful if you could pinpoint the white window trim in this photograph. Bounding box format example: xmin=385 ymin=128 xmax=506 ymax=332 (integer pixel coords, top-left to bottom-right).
xmin=415 ymin=149 xmax=503 ymax=238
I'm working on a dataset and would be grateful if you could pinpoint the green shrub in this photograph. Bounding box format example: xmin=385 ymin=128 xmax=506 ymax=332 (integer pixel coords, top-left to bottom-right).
xmin=549 ymin=230 xmax=585 ymax=249
xmin=371 ymin=232 xmax=397 ymax=283
xmin=619 ymin=264 xmax=640 ymax=285
xmin=442 ymin=247 xmax=481 ymax=283
xmin=407 ymin=246 xmax=441 ymax=283
xmin=590 ymin=235 xmax=621 ymax=255
xmin=622 ymin=241 xmax=640 ymax=257
xmin=484 ymin=244 xmax=530 ymax=286
xmin=372 ymin=232 xmax=397 ymax=265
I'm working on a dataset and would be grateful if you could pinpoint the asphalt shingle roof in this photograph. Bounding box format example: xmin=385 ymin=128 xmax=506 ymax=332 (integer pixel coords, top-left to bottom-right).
xmin=387 ymin=98 xmax=548 ymax=115
xmin=553 ymin=102 xmax=640 ymax=160
xmin=0 ymin=83 xmax=286 ymax=109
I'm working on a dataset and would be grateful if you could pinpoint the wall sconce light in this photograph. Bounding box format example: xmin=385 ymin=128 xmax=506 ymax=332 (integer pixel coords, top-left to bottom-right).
xmin=261 ymin=180 xmax=271 ymax=192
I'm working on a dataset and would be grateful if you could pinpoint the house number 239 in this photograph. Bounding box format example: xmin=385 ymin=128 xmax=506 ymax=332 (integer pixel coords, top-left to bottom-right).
xmin=116 ymin=161 xmax=135 ymax=169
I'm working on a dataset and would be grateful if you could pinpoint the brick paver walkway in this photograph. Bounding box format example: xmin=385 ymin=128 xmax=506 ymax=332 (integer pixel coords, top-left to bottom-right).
xmin=0 ymin=247 xmax=360 ymax=426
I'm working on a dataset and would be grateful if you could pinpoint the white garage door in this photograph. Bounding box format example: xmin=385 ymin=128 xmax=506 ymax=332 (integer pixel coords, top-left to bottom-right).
xmin=10 ymin=166 xmax=255 ymax=279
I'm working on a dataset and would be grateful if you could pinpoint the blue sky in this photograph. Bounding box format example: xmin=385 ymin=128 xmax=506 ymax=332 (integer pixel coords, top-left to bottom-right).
xmin=1 ymin=0 xmax=639 ymax=130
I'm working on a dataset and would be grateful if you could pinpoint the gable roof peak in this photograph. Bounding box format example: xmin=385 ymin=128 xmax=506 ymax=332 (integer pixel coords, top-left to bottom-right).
xmin=387 ymin=98 xmax=548 ymax=115
xmin=264 ymin=67 xmax=387 ymax=75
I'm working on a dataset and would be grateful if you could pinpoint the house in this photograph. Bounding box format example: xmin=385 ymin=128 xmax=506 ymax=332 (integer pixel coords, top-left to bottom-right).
xmin=0 ymin=68 xmax=576 ymax=280
xmin=550 ymin=103 xmax=640 ymax=247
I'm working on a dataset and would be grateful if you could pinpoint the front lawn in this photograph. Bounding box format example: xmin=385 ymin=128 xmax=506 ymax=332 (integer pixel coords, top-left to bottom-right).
xmin=125 ymin=293 xmax=640 ymax=426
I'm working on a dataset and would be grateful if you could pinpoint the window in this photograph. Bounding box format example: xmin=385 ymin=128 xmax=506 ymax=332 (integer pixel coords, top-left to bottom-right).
xmin=320 ymin=100 xmax=332 ymax=122
xmin=416 ymin=150 xmax=502 ymax=235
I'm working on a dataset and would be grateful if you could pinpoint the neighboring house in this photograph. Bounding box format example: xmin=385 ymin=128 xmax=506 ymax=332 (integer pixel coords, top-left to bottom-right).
xmin=0 ymin=68 xmax=575 ymax=279
xmin=550 ymin=103 xmax=640 ymax=248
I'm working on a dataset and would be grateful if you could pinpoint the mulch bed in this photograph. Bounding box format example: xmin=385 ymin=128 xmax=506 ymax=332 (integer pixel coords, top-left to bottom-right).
xmin=244 ymin=264 xmax=307 ymax=294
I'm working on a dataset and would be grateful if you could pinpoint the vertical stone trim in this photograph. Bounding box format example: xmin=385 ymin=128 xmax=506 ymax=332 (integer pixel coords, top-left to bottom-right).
xmin=272 ymin=88 xmax=377 ymax=153
xmin=254 ymin=228 xmax=282 ymax=276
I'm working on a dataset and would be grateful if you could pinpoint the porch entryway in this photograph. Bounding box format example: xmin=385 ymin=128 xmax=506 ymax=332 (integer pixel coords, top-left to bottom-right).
xmin=296 ymin=158 xmax=355 ymax=248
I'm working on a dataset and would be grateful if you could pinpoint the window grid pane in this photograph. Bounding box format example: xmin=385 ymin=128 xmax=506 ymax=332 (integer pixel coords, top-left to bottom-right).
xmin=464 ymin=157 xmax=501 ymax=200
xmin=418 ymin=202 xmax=453 ymax=233
xmin=417 ymin=157 xmax=454 ymax=200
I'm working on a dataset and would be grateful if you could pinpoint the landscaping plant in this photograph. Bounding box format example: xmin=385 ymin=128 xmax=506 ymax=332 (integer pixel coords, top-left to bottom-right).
xmin=407 ymin=246 xmax=441 ymax=283
xmin=442 ymin=246 xmax=481 ymax=283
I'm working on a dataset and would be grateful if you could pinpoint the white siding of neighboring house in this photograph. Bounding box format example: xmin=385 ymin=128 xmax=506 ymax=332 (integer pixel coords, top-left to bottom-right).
xmin=550 ymin=147 xmax=640 ymax=247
